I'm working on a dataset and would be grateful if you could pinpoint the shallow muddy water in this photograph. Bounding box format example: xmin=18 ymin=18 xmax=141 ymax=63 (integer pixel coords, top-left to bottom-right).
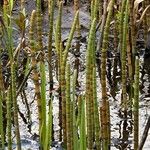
xmin=1 ymin=1 xmax=150 ymax=149
xmin=12 ymin=41 xmax=150 ymax=150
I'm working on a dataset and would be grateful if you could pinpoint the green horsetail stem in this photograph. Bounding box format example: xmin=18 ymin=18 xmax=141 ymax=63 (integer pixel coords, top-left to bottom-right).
xmin=127 ymin=0 xmax=133 ymax=80
xmin=106 ymin=100 xmax=110 ymax=145
xmin=74 ymin=0 xmax=81 ymax=37
xmin=74 ymin=0 xmax=81 ymax=86
xmin=29 ymin=10 xmax=42 ymax=135
xmin=86 ymin=18 xmax=96 ymax=150
xmin=36 ymin=0 xmax=43 ymax=50
xmin=60 ymin=11 xmax=79 ymax=146
xmin=77 ymin=95 xmax=82 ymax=126
xmin=11 ymin=62 xmax=21 ymax=150
xmin=62 ymin=11 xmax=79 ymax=65
xmin=121 ymin=0 xmax=128 ymax=114
xmin=55 ymin=1 xmax=62 ymax=55
xmin=5 ymin=0 xmax=21 ymax=148
xmin=70 ymin=96 xmax=73 ymax=149
xmin=129 ymin=0 xmax=136 ymax=73
xmin=39 ymin=57 xmax=46 ymax=148
xmin=0 ymin=91 xmax=4 ymax=149
xmin=90 ymin=0 xmax=94 ymax=20
xmin=44 ymin=100 xmax=53 ymax=150
xmin=55 ymin=1 xmax=62 ymax=81
xmin=3 ymin=0 xmax=9 ymax=28
xmin=93 ymin=67 xmax=101 ymax=150
xmin=48 ymin=0 xmax=55 ymax=99
xmin=119 ymin=0 xmax=127 ymax=56
xmin=3 ymin=0 xmax=13 ymax=61
xmin=7 ymin=88 xmax=12 ymax=150
xmin=93 ymin=0 xmax=99 ymax=21
xmin=72 ymin=70 xmax=79 ymax=150
xmin=36 ymin=0 xmax=47 ymax=147
xmin=59 ymin=42 xmax=63 ymax=141
xmin=0 ymin=50 xmax=5 ymax=149
xmin=66 ymin=63 xmax=73 ymax=150
xmin=133 ymin=57 xmax=139 ymax=150
xmin=100 ymin=0 xmax=114 ymax=149
xmin=54 ymin=6 xmax=63 ymax=140
xmin=79 ymin=96 xmax=86 ymax=150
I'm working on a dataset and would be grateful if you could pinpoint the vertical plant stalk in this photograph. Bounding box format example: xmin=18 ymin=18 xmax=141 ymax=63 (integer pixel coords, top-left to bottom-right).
xmin=7 ymin=87 xmax=12 ymax=150
xmin=111 ymin=3 xmax=119 ymax=98
xmin=0 ymin=50 xmax=5 ymax=149
xmin=11 ymin=62 xmax=21 ymax=150
xmin=36 ymin=1 xmax=47 ymax=148
xmin=55 ymin=1 xmax=62 ymax=79
xmin=48 ymin=0 xmax=55 ymax=97
xmin=72 ymin=70 xmax=79 ymax=150
xmin=44 ymin=100 xmax=53 ymax=150
xmin=86 ymin=18 xmax=96 ymax=150
xmin=93 ymin=0 xmax=99 ymax=20
xmin=74 ymin=0 xmax=81 ymax=37
xmin=74 ymin=0 xmax=81 ymax=87
xmin=54 ymin=1 xmax=63 ymax=141
xmin=100 ymin=0 xmax=114 ymax=149
xmin=79 ymin=96 xmax=86 ymax=150
xmin=120 ymin=0 xmax=127 ymax=55
xmin=66 ymin=63 xmax=73 ymax=150
xmin=93 ymin=67 xmax=101 ymax=150
xmin=129 ymin=0 xmax=136 ymax=75
xmin=48 ymin=0 xmax=55 ymax=141
xmin=106 ymin=100 xmax=110 ymax=145
xmin=121 ymin=0 xmax=128 ymax=114
xmin=29 ymin=10 xmax=42 ymax=136
xmin=60 ymin=11 xmax=79 ymax=146
xmin=133 ymin=57 xmax=139 ymax=150
xmin=127 ymin=31 xmax=133 ymax=107
xmin=0 ymin=92 xmax=4 ymax=149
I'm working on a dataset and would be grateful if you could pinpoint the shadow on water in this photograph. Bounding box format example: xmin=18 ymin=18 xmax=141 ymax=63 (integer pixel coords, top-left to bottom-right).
xmin=108 ymin=34 xmax=150 ymax=149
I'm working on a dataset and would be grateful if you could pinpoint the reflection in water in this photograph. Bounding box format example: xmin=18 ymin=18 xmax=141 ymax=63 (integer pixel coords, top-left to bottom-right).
xmin=114 ymin=119 xmax=133 ymax=150
xmin=110 ymin=45 xmax=150 ymax=149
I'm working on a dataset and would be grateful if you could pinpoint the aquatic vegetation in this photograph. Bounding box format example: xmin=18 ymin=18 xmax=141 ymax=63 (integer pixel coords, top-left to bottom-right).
xmin=0 ymin=0 xmax=149 ymax=150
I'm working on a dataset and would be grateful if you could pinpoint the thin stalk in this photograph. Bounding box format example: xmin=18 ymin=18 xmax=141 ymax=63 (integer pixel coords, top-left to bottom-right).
xmin=6 ymin=87 xmax=12 ymax=150
xmin=86 ymin=18 xmax=96 ymax=150
xmin=79 ymin=96 xmax=86 ymax=150
xmin=121 ymin=0 xmax=128 ymax=114
xmin=0 ymin=92 xmax=4 ymax=149
xmin=72 ymin=70 xmax=78 ymax=150
xmin=74 ymin=0 xmax=81 ymax=87
xmin=60 ymin=11 xmax=79 ymax=146
xmin=29 ymin=10 xmax=42 ymax=137
xmin=100 ymin=0 xmax=114 ymax=149
xmin=93 ymin=67 xmax=101 ymax=149
xmin=66 ymin=63 xmax=72 ymax=150
xmin=44 ymin=100 xmax=53 ymax=150
xmin=47 ymin=0 xmax=55 ymax=143
xmin=120 ymin=0 xmax=127 ymax=55
xmin=0 ymin=50 xmax=5 ymax=149
xmin=11 ymin=62 xmax=21 ymax=150
xmin=129 ymin=0 xmax=136 ymax=75
xmin=133 ymin=57 xmax=139 ymax=150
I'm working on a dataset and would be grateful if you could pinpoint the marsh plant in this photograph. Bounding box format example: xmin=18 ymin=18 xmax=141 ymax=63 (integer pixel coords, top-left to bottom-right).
xmin=0 ymin=0 xmax=150 ymax=150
